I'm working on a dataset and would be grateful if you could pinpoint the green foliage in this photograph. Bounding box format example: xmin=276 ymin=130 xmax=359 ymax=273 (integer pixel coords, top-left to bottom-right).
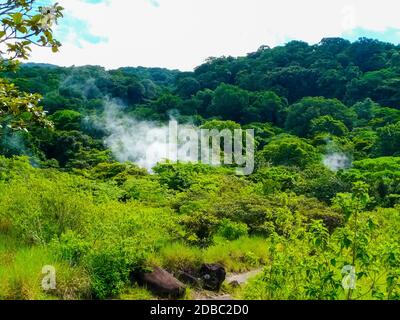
xmin=151 ymin=93 xmax=182 ymax=114
xmin=0 ymin=1 xmax=63 ymax=132
xmin=32 ymin=129 xmax=108 ymax=168
xmin=310 ymin=116 xmax=349 ymax=137
xmin=0 ymin=171 xmax=92 ymax=244
xmin=375 ymin=122 xmax=400 ymax=157
xmin=1 ymin=35 xmax=400 ymax=301
xmin=243 ymin=91 xmax=287 ymax=125
xmin=49 ymin=110 xmax=82 ymax=131
xmin=285 ymin=97 xmax=356 ymax=137
xmin=176 ymin=77 xmax=200 ymax=98
xmin=200 ymin=119 xmax=241 ymax=131
xmin=203 ymin=237 xmax=269 ymax=272
xmin=209 ymin=84 xmax=250 ymax=122
xmin=157 ymin=242 xmax=203 ymax=272
xmin=180 ymin=211 xmax=219 ymax=247
xmin=251 ymin=166 xmax=302 ymax=194
xmin=0 ymin=235 xmax=90 ymax=300
xmin=346 ymin=68 xmax=400 ymax=108
xmin=293 ymin=164 xmax=351 ymax=204
xmin=339 ymin=157 xmax=400 ymax=207
xmin=153 ymin=162 xmax=219 ymax=191
xmin=242 ymin=204 xmax=400 ymax=300
xmin=217 ymin=219 xmax=249 ymax=241
xmin=122 ymin=176 xmax=170 ymax=205
xmin=83 ymin=161 xmax=147 ymax=183
xmin=84 ymin=245 xmax=131 ymax=299
xmin=243 ymin=122 xmax=282 ymax=150
xmin=0 ymin=79 xmax=53 ymax=131
xmin=0 ymin=1 xmax=63 ymax=70
xmin=50 ymin=231 xmax=90 ymax=266
xmin=259 ymin=135 xmax=320 ymax=169
xmin=0 ymin=153 xmax=399 ymax=300
xmin=350 ymin=128 xmax=377 ymax=159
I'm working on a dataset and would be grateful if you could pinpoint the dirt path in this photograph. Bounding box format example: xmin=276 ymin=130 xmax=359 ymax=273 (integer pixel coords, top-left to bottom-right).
xmin=226 ymin=268 xmax=263 ymax=285
xmin=194 ymin=268 xmax=263 ymax=300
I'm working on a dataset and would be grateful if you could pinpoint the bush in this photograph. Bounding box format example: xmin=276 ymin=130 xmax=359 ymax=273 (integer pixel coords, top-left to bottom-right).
xmin=84 ymin=246 xmax=131 ymax=300
xmin=218 ymin=219 xmax=249 ymax=240
xmin=259 ymin=135 xmax=321 ymax=169
xmin=50 ymin=231 xmax=90 ymax=266
xmin=122 ymin=177 xmax=170 ymax=205
xmin=180 ymin=211 xmax=219 ymax=247
xmin=0 ymin=173 xmax=92 ymax=244
xmin=251 ymin=166 xmax=303 ymax=194
xmin=79 ymin=203 xmax=182 ymax=298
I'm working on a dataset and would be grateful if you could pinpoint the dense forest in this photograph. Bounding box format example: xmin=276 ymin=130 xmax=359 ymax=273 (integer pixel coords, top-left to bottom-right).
xmin=1 ymin=36 xmax=400 ymax=300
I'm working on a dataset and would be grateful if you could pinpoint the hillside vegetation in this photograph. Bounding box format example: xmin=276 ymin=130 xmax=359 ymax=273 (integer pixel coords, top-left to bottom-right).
xmin=1 ymin=37 xmax=400 ymax=300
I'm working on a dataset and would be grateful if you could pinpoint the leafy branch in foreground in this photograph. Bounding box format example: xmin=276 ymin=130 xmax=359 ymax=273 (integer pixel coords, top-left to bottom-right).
xmin=0 ymin=0 xmax=63 ymax=71
xmin=0 ymin=1 xmax=63 ymax=132
xmin=0 ymin=79 xmax=52 ymax=131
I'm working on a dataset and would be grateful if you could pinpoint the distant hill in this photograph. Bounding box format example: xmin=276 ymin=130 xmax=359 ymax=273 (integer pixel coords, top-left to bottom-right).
xmin=2 ymin=37 xmax=399 ymax=119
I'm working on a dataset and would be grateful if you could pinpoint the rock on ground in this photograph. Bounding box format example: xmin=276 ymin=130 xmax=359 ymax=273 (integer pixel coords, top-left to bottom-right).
xmin=137 ymin=267 xmax=186 ymax=299
xmin=199 ymin=263 xmax=226 ymax=291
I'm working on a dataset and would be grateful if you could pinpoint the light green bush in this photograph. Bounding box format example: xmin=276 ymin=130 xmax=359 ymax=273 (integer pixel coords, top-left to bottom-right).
xmin=217 ymin=219 xmax=249 ymax=240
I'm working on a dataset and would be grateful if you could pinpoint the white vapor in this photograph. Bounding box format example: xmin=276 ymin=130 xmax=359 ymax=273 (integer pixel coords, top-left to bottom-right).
xmin=102 ymin=101 xmax=199 ymax=171
xmin=101 ymin=101 xmax=255 ymax=175
xmin=321 ymin=137 xmax=352 ymax=172
xmin=323 ymin=153 xmax=352 ymax=172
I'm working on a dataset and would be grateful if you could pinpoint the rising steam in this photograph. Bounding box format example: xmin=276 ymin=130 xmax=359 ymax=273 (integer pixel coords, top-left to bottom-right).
xmin=102 ymin=100 xmax=199 ymax=171
xmin=323 ymin=152 xmax=352 ymax=172
xmin=322 ymin=138 xmax=352 ymax=172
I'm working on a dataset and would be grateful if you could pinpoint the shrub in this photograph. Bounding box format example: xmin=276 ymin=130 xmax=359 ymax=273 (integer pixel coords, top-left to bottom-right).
xmin=79 ymin=203 xmax=182 ymax=298
xmin=0 ymin=174 xmax=92 ymax=244
xmin=50 ymin=231 xmax=90 ymax=266
xmin=217 ymin=219 xmax=249 ymax=240
xmin=84 ymin=246 xmax=131 ymax=300
xmin=180 ymin=211 xmax=219 ymax=247
xmin=122 ymin=177 xmax=170 ymax=205
xmin=259 ymin=135 xmax=321 ymax=169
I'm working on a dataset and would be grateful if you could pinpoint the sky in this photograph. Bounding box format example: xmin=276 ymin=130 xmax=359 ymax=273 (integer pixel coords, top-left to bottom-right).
xmin=29 ymin=0 xmax=400 ymax=71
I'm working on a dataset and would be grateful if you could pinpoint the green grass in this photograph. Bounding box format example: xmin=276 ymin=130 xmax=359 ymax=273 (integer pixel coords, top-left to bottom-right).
xmin=155 ymin=236 xmax=269 ymax=274
xmin=154 ymin=242 xmax=203 ymax=272
xmin=119 ymin=285 xmax=156 ymax=300
xmin=0 ymin=234 xmax=90 ymax=300
xmin=204 ymin=237 xmax=269 ymax=272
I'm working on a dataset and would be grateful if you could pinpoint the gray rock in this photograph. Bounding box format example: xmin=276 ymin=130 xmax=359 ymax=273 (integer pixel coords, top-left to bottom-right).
xmin=177 ymin=271 xmax=201 ymax=287
xmin=137 ymin=267 xmax=186 ymax=298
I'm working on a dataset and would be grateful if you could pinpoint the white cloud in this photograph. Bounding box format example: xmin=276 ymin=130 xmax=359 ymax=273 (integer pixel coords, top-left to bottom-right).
xmin=29 ymin=0 xmax=400 ymax=71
